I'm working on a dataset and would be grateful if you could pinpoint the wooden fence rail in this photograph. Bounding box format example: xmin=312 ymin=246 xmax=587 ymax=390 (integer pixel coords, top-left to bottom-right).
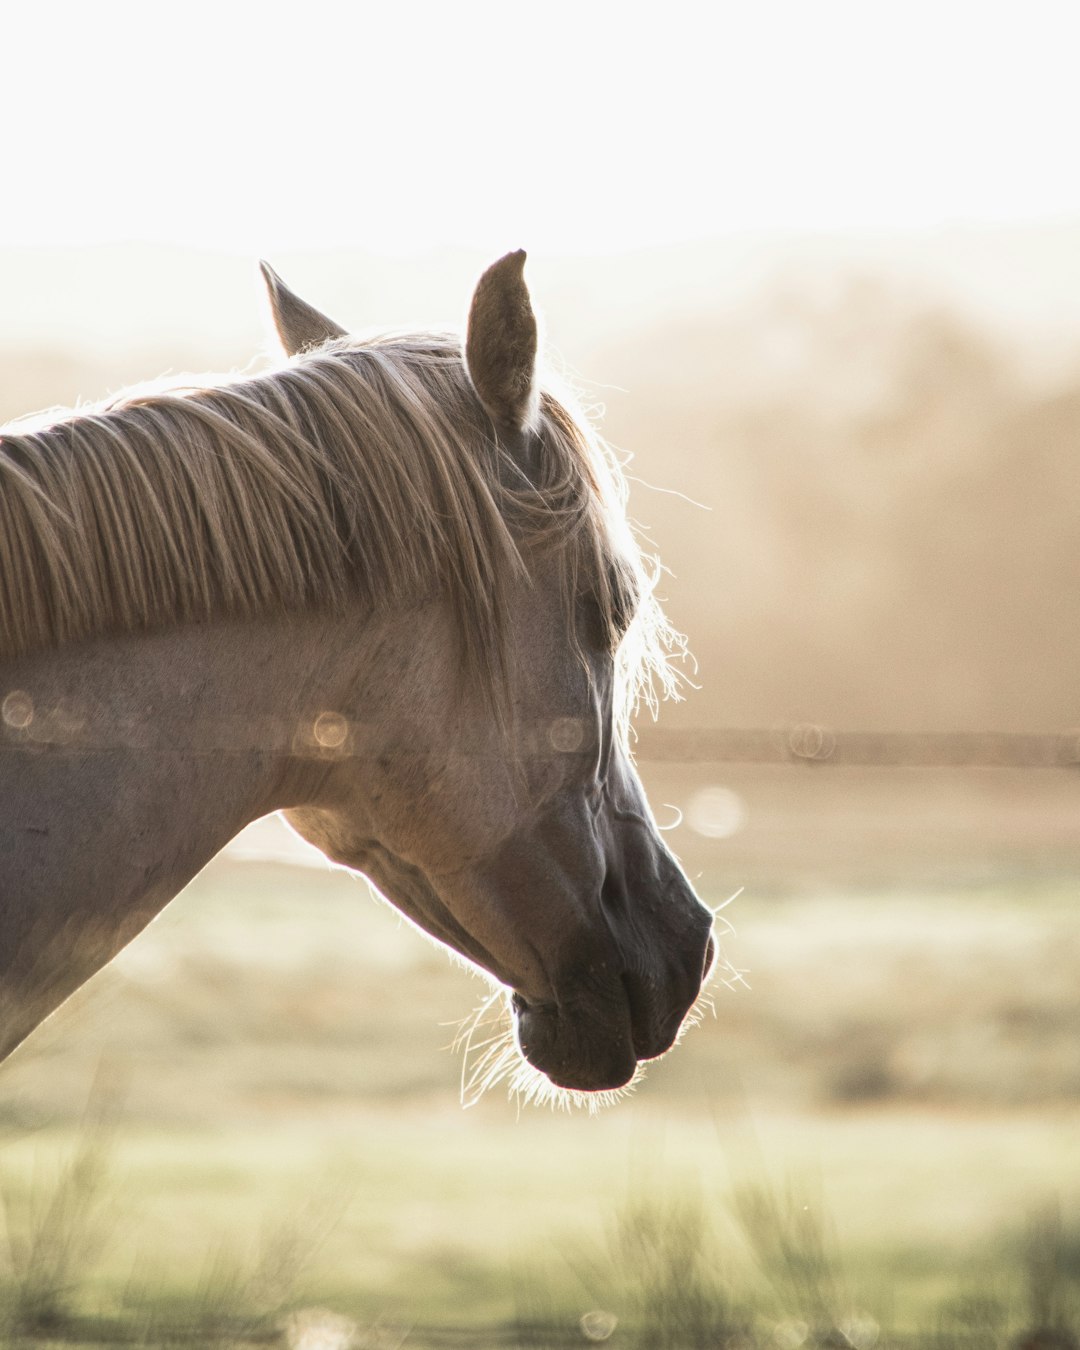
xmin=633 ymin=725 xmax=1080 ymax=769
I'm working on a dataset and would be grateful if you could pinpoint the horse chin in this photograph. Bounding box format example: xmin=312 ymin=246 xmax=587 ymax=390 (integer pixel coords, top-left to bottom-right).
xmin=512 ymin=997 xmax=639 ymax=1093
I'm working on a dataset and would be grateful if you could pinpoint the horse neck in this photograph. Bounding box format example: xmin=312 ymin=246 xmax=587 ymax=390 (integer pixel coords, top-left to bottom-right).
xmin=0 ymin=608 xmax=363 ymax=1063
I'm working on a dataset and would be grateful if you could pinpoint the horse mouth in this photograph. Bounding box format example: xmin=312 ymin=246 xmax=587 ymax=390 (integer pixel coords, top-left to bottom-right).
xmin=511 ymin=993 xmax=638 ymax=1091
xmin=510 ymin=937 xmax=715 ymax=1093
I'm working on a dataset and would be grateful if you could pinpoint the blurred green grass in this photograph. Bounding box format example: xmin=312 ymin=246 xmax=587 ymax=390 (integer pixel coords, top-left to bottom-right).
xmin=0 ymin=847 xmax=1078 ymax=1343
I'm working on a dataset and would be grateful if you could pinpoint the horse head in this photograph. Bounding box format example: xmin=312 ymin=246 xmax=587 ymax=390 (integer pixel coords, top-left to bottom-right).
xmin=264 ymin=254 xmax=716 ymax=1100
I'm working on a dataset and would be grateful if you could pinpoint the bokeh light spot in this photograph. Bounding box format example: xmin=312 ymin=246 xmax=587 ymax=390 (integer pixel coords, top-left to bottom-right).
xmin=2 ymin=690 xmax=34 ymax=730
xmin=548 ymin=716 xmax=584 ymax=753
xmin=313 ymin=711 xmax=348 ymax=750
xmin=580 ymin=1310 xmax=618 ymax=1342
xmin=687 ymin=785 xmax=747 ymax=839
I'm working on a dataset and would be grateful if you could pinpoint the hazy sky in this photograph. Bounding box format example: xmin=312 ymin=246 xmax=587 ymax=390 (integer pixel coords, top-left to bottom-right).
xmin=5 ymin=1 xmax=1079 ymax=256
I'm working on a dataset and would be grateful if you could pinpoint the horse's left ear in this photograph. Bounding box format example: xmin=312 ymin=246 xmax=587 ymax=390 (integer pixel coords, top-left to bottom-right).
xmin=465 ymin=250 xmax=539 ymax=435
xmin=259 ymin=261 xmax=347 ymax=356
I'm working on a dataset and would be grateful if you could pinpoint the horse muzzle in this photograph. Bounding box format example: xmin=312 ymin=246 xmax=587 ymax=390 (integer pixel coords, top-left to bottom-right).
xmin=511 ymin=928 xmax=717 ymax=1092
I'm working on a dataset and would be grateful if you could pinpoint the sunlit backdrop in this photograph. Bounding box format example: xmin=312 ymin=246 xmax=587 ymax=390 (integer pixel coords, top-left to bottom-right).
xmin=2 ymin=5 xmax=1080 ymax=1346
xmin=6 ymin=1 xmax=1080 ymax=254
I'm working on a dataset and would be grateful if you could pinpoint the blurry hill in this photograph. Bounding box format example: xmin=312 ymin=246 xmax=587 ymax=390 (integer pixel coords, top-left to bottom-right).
xmin=2 ymin=228 xmax=1079 ymax=734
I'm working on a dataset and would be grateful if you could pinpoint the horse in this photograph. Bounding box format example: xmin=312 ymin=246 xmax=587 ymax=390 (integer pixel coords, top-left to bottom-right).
xmin=0 ymin=251 xmax=715 ymax=1103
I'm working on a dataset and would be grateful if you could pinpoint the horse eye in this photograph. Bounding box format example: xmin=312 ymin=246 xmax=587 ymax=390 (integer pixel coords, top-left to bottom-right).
xmin=606 ymin=561 xmax=640 ymax=643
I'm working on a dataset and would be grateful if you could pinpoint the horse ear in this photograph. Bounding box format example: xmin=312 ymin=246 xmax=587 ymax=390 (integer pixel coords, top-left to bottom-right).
xmin=259 ymin=261 xmax=347 ymax=356
xmin=465 ymin=250 xmax=539 ymax=434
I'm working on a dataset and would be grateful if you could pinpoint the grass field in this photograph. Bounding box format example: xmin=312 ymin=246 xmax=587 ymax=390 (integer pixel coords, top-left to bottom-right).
xmin=0 ymin=796 xmax=1078 ymax=1346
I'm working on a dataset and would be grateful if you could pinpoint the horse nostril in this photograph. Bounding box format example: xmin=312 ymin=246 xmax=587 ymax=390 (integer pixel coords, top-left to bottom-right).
xmin=600 ymin=871 xmax=625 ymax=913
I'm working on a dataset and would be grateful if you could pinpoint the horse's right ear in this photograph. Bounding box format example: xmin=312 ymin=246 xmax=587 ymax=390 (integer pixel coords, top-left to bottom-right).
xmin=465 ymin=250 xmax=539 ymax=435
xmin=259 ymin=261 xmax=347 ymax=356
